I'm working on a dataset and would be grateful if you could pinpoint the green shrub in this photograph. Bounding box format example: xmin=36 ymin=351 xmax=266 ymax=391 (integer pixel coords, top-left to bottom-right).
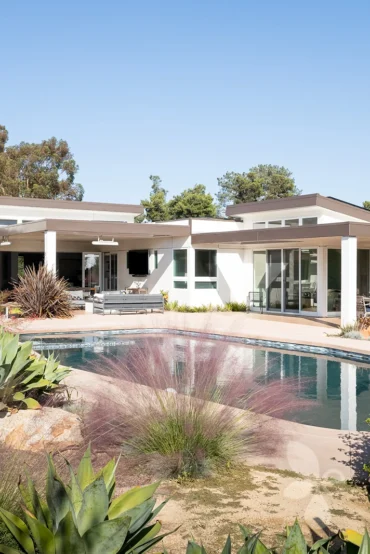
xmin=0 ymin=330 xmax=71 ymax=412
xmin=343 ymin=331 xmax=363 ymax=340
xmin=164 ymin=301 xmax=247 ymax=313
xmin=338 ymin=322 xmax=360 ymax=335
xmin=0 ymin=445 xmax=174 ymax=554
xmin=224 ymin=302 xmax=247 ymax=312
xmin=11 ymin=264 xmax=72 ymax=318
xmin=187 ymin=521 xmax=370 ymax=554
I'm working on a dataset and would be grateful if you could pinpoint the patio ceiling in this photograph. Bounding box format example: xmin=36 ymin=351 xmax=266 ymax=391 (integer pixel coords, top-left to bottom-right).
xmin=192 ymin=221 xmax=370 ymax=247
xmin=0 ymin=219 xmax=191 ymax=241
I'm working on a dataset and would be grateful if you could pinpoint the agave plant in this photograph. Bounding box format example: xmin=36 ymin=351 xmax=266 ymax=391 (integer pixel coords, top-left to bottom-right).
xmin=0 ymin=330 xmax=70 ymax=411
xmin=186 ymin=522 xmax=370 ymax=554
xmin=11 ymin=264 xmax=72 ymax=319
xmin=0 ymin=445 xmax=173 ymax=554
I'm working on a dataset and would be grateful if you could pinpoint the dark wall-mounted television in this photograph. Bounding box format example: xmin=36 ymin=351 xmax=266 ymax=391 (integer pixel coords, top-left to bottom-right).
xmin=127 ymin=250 xmax=149 ymax=275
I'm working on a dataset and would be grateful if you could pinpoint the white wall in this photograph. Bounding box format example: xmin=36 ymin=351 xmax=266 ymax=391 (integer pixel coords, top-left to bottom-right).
xmin=0 ymin=205 xmax=137 ymax=224
xmin=240 ymin=205 xmax=367 ymax=228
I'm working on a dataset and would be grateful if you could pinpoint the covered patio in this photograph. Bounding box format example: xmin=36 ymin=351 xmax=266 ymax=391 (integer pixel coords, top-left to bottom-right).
xmin=193 ymin=221 xmax=370 ymax=326
xmin=0 ymin=218 xmax=190 ymax=294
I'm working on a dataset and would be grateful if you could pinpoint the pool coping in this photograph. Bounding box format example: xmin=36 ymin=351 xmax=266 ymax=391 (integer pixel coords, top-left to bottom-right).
xmin=24 ymin=327 xmax=370 ymax=365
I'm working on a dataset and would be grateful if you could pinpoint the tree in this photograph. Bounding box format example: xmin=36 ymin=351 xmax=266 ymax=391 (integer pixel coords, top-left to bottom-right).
xmin=136 ymin=175 xmax=170 ymax=222
xmin=168 ymin=184 xmax=217 ymax=219
xmin=217 ymin=164 xmax=300 ymax=214
xmin=0 ymin=125 xmax=84 ymax=200
xmin=363 ymin=201 xmax=370 ymax=210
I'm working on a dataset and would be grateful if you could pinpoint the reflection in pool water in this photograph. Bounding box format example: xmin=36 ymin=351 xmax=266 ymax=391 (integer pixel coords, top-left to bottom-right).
xmin=28 ymin=332 xmax=370 ymax=432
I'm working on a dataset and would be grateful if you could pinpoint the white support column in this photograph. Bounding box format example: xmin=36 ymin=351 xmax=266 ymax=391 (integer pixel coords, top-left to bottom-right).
xmin=317 ymin=247 xmax=328 ymax=317
xmin=44 ymin=231 xmax=57 ymax=274
xmin=341 ymin=236 xmax=357 ymax=327
xmin=340 ymin=363 xmax=357 ymax=431
xmin=244 ymin=249 xmax=253 ymax=306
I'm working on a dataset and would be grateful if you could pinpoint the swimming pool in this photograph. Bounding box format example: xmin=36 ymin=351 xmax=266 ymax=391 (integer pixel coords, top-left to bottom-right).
xmin=25 ymin=330 xmax=370 ymax=432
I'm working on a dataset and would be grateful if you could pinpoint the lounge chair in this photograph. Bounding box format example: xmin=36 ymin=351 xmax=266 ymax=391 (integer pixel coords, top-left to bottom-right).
xmin=357 ymin=295 xmax=370 ymax=318
xmin=93 ymin=292 xmax=164 ymax=314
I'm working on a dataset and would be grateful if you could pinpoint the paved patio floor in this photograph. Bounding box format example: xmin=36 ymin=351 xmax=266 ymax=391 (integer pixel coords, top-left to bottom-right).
xmin=17 ymin=310 xmax=370 ymax=356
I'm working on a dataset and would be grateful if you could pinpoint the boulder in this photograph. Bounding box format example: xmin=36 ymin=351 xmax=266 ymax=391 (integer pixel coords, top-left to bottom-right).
xmin=0 ymin=407 xmax=83 ymax=452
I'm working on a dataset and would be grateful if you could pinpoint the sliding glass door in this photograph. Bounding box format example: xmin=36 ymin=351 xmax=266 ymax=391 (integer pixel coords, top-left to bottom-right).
xmin=103 ymin=253 xmax=118 ymax=291
xmin=300 ymin=249 xmax=318 ymax=312
xmin=267 ymin=250 xmax=282 ymax=310
xmin=283 ymin=249 xmax=299 ymax=312
xmin=254 ymin=248 xmax=318 ymax=314
xmin=83 ymin=253 xmax=101 ymax=290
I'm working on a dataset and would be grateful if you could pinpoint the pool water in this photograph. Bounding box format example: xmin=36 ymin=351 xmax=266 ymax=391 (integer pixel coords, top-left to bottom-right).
xmin=27 ymin=331 xmax=370 ymax=432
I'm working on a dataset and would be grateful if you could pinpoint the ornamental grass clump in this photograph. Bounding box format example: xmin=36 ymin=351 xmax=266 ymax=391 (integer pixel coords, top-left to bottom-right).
xmin=85 ymin=338 xmax=312 ymax=477
xmin=11 ymin=264 xmax=72 ymax=318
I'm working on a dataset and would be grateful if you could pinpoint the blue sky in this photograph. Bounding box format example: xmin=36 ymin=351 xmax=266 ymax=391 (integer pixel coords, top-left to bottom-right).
xmin=2 ymin=0 xmax=370 ymax=205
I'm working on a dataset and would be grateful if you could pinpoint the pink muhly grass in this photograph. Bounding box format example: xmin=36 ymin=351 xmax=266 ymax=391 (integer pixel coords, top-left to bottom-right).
xmin=83 ymin=336 xmax=315 ymax=476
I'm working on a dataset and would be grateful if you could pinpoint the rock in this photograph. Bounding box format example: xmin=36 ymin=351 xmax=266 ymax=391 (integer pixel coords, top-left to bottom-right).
xmin=0 ymin=407 xmax=83 ymax=452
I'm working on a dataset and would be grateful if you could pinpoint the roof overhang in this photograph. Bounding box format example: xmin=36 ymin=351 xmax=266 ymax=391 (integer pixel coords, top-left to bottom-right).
xmin=0 ymin=196 xmax=143 ymax=215
xmin=0 ymin=219 xmax=190 ymax=239
xmin=192 ymin=221 xmax=370 ymax=245
xmin=225 ymin=194 xmax=370 ymax=222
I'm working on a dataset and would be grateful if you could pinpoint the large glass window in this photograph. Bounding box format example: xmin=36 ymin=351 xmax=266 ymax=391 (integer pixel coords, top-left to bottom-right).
xmin=285 ymin=219 xmax=299 ymax=227
xmin=173 ymin=250 xmax=187 ymax=277
xmin=268 ymin=220 xmax=282 ymax=228
xmin=300 ymin=249 xmax=317 ymax=312
xmin=284 ymin=249 xmax=299 ymax=311
xmin=327 ymin=249 xmax=341 ymax=312
xmin=302 ymin=217 xmax=318 ymax=225
xmin=174 ymin=281 xmax=187 ymax=289
xmin=195 ymin=250 xmax=217 ymax=277
xmin=267 ymin=250 xmax=282 ymax=310
xmin=358 ymin=250 xmax=369 ymax=296
xmin=195 ymin=281 xmax=217 ymax=289
xmin=253 ymin=222 xmax=265 ymax=229
xmin=83 ymin=253 xmax=100 ymax=290
xmin=253 ymin=251 xmax=266 ymax=308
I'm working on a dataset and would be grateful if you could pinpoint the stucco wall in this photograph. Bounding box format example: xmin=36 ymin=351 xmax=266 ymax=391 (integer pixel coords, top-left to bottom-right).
xmin=0 ymin=205 xmax=137 ymax=224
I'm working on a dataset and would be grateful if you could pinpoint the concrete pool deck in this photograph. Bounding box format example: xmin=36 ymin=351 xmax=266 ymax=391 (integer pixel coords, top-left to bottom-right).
xmin=17 ymin=310 xmax=370 ymax=357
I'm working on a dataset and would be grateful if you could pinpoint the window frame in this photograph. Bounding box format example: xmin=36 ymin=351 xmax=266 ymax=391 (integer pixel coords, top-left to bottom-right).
xmin=194 ymin=249 xmax=217 ymax=290
xmin=173 ymin=249 xmax=188 ymax=288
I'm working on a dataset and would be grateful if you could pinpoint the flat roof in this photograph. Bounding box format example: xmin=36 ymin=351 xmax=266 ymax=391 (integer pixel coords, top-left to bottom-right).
xmin=1 ymin=219 xmax=190 ymax=238
xmin=0 ymin=196 xmax=144 ymax=214
xmin=192 ymin=221 xmax=370 ymax=244
xmin=225 ymin=193 xmax=370 ymax=222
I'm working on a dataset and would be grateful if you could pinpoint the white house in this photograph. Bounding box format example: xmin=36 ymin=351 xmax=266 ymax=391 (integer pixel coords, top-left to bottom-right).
xmin=0 ymin=193 xmax=368 ymax=326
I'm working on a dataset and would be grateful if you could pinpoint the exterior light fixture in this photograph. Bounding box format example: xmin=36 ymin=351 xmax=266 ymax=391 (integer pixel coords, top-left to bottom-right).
xmin=0 ymin=236 xmax=11 ymax=246
xmin=91 ymin=237 xmax=119 ymax=246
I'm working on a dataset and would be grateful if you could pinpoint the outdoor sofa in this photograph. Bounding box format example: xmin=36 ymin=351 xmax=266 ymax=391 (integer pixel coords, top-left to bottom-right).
xmin=93 ymin=291 xmax=164 ymax=315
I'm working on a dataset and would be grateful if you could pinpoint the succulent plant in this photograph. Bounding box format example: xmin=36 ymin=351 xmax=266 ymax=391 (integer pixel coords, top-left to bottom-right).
xmin=0 ymin=330 xmax=70 ymax=412
xmin=0 ymin=445 xmax=173 ymax=554
xmin=186 ymin=522 xmax=370 ymax=554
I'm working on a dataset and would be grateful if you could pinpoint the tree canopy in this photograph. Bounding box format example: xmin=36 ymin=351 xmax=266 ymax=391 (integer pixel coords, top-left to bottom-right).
xmin=0 ymin=125 xmax=84 ymax=200
xmin=136 ymin=175 xmax=170 ymax=222
xmin=138 ymin=178 xmax=218 ymax=221
xmin=363 ymin=201 xmax=370 ymax=211
xmin=168 ymin=184 xmax=217 ymax=219
xmin=217 ymin=164 xmax=300 ymax=214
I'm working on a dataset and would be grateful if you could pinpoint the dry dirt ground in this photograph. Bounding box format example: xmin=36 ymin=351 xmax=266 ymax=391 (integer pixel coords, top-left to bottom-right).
xmin=155 ymin=464 xmax=370 ymax=553
xmin=1 ymin=447 xmax=369 ymax=553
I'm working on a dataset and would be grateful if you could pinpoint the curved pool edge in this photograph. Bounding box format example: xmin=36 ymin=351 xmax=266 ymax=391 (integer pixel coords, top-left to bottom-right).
xmin=24 ymin=327 xmax=370 ymax=365
xmin=65 ymin=367 xmax=367 ymax=481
